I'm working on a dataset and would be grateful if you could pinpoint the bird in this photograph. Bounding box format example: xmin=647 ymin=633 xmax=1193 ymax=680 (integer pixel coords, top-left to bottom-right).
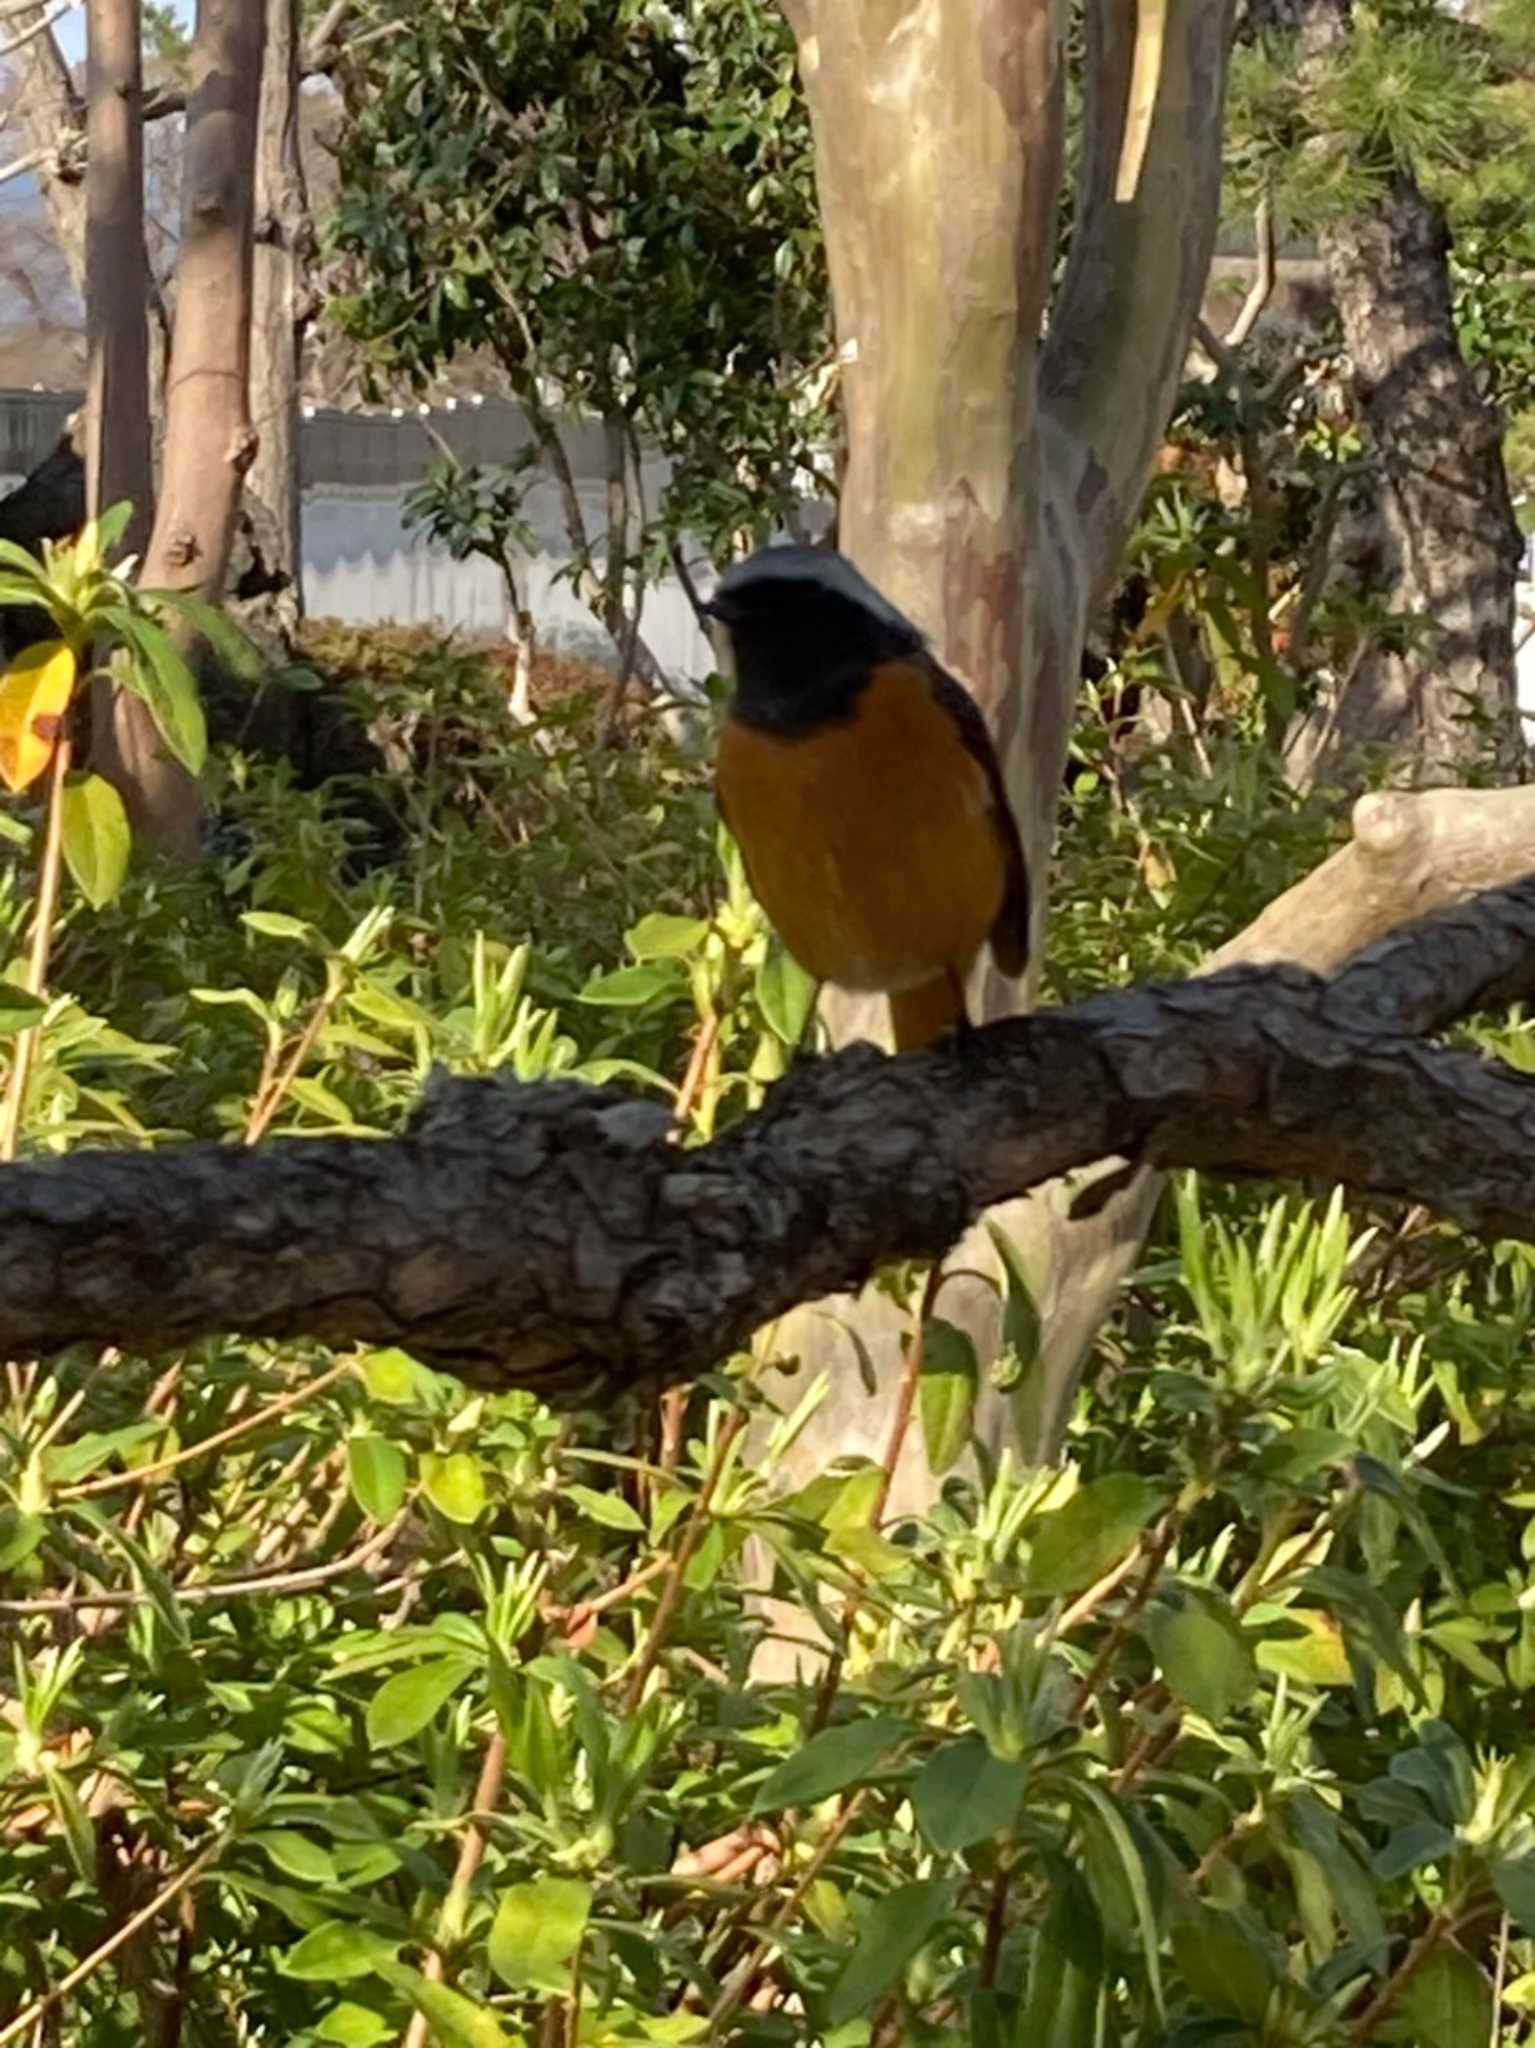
xmin=706 ymin=543 xmax=1030 ymax=1052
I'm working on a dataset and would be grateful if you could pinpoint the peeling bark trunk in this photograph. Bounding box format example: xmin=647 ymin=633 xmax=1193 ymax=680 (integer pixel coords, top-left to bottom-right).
xmin=123 ymin=0 xmax=265 ymax=857
xmin=764 ymin=0 xmax=1234 ymax=1514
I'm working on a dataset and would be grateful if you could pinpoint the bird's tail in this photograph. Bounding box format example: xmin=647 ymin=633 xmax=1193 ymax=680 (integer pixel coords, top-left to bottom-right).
xmin=888 ymin=973 xmax=965 ymax=1052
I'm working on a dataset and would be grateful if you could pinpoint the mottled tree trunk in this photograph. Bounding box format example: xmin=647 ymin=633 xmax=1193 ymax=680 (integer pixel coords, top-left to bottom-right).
xmin=748 ymin=0 xmax=1234 ymax=1564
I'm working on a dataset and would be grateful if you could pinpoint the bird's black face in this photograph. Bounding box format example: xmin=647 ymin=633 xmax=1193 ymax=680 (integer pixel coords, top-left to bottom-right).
xmin=707 ymin=547 xmax=925 ymax=735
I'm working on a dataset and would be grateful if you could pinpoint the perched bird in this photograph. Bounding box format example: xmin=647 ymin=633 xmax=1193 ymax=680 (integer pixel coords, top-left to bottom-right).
xmin=707 ymin=544 xmax=1030 ymax=1051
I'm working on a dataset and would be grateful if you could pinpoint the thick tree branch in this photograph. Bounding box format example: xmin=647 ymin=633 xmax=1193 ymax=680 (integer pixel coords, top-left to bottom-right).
xmin=4 ymin=874 xmax=1535 ymax=1387
xmin=1040 ymin=0 xmax=1235 ymax=599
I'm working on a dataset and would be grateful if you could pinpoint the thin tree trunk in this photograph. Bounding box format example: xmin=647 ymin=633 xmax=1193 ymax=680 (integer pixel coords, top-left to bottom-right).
xmin=123 ymin=0 xmax=265 ymax=856
xmin=82 ymin=0 xmax=158 ymax=797
xmin=248 ymin=0 xmax=310 ymax=612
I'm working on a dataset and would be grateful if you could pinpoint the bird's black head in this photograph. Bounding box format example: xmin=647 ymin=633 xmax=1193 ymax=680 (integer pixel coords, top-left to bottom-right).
xmin=705 ymin=544 xmax=926 ymax=733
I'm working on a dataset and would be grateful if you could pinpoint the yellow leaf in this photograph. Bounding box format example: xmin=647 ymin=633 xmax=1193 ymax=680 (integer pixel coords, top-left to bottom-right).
xmin=0 ymin=640 xmax=75 ymax=792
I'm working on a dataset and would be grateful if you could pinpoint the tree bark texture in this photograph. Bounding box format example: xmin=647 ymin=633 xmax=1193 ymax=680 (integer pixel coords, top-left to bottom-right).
xmin=1291 ymin=0 xmax=1524 ymax=787
xmin=125 ymin=0 xmax=266 ymax=857
xmin=5 ymin=855 xmax=1535 ymax=1380
xmin=769 ymin=0 xmax=1235 ymax=1501
xmin=82 ymin=0 xmax=153 ymax=561
xmin=247 ymin=0 xmax=310 ymax=608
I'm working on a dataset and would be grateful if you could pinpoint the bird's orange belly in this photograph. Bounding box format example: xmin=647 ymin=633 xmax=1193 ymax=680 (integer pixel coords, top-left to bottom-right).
xmin=716 ymin=669 xmax=1006 ymax=995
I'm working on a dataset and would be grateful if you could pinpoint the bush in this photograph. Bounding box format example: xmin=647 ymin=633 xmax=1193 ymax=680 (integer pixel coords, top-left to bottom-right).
xmin=4 ymin=621 xmax=1535 ymax=2047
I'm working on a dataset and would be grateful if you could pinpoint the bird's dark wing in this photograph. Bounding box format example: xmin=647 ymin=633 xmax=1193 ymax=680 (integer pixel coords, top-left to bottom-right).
xmin=922 ymin=655 xmax=1031 ymax=977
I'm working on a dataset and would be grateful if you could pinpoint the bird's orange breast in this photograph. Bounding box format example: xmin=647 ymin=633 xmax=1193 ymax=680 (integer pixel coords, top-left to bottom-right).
xmin=715 ymin=662 xmax=1008 ymax=995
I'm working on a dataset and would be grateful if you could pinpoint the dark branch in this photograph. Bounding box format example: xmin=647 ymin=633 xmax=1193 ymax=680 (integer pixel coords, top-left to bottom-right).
xmin=4 ymin=875 xmax=1535 ymax=1392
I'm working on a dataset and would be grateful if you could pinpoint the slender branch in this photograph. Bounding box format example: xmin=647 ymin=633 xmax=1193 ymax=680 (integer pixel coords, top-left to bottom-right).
xmin=0 ymin=727 xmax=73 ymax=1162
xmin=399 ymin=1731 xmax=508 ymax=2048
xmin=623 ymin=1406 xmax=747 ymax=1710
xmin=0 ymin=1832 xmax=227 ymax=2048
xmin=62 ymin=1359 xmax=352 ymax=1498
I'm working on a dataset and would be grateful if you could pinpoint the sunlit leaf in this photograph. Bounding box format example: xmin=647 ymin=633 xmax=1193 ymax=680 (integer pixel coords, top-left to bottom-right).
xmin=0 ymin=639 xmax=74 ymax=791
xmin=59 ymin=773 xmax=131 ymax=909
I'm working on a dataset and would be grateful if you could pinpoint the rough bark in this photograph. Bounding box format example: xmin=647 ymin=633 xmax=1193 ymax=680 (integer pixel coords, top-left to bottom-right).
xmin=770 ymin=0 xmax=1235 ymax=1505
xmin=1290 ymin=0 xmax=1524 ymax=786
xmin=247 ymin=0 xmax=310 ymax=620
xmin=4 ymin=862 xmax=1535 ymax=1378
xmin=122 ymin=0 xmax=265 ymax=856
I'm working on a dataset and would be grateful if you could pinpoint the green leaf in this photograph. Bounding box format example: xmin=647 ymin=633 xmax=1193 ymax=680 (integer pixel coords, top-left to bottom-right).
xmin=625 ymin=912 xmax=708 ymax=959
xmin=106 ymin=608 xmax=207 ymax=773
xmin=1170 ymin=1906 xmax=1277 ymax=2028
xmin=365 ymin=1656 xmax=474 ymax=1749
xmin=41 ymin=1420 xmax=161 ymax=1484
xmin=316 ymin=2003 xmax=394 ymax=2048
xmin=0 ymin=981 xmax=45 ymax=1035
xmin=281 ymin=1920 xmax=398 ymax=1982
xmin=376 ymin=1960 xmax=513 ymax=2048
xmin=1143 ymin=1587 xmax=1258 ymax=1721
xmin=912 ymin=1735 xmax=1029 ymax=1853
xmin=242 ymin=910 xmax=319 ymax=943
xmin=918 ymin=1318 xmax=978 ymax=1476
xmin=359 ymin=1348 xmax=421 ymax=1405
xmin=1371 ymin=1820 xmax=1458 ymax=1881
xmin=1018 ymin=1868 xmax=1104 ymax=2047
xmin=1066 ymin=1778 xmax=1165 ymax=2020
xmin=1394 ymin=1946 xmax=1492 ymax=2048
xmin=1029 ymin=1475 xmax=1161 ymax=1596
xmin=420 ymin=1451 xmax=486 ymax=1524
xmin=348 ymin=1436 xmax=407 ymax=1525
xmin=1494 ymin=1853 xmax=1535 ymax=1934
xmin=822 ymin=1878 xmax=952 ymax=2028
xmin=565 ymin=1483 xmax=646 ymax=1533
xmin=58 ymin=773 xmax=130 ymax=910
xmin=756 ymin=943 xmax=818 ymax=1044
xmin=576 ymin=962 xmax=687 ymax=1007
xmin=250 ymin=1829 xmax=339 ymax=1885
xmin=488 ymin=1877 xmax=592 ymax=1989
xmin=753 ymin=1716 xmax=911 ymax=1815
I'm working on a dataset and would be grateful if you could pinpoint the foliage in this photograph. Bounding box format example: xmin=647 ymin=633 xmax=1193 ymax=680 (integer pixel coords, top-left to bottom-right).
xmin=327 ymin=0 xmax=832 ymax=573
xmin=3 ymin=583 xmax=1535 ymax=2043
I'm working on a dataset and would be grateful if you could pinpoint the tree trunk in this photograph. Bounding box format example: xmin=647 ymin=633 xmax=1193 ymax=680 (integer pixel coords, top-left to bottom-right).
xmin=247 ymin=0 xmax=310 ymax=619
xmin=1291 ymin=170 xmax=1525 ymax=786
xmin=82 ymin=0 xmax=162 ymax=802
xmin=126 ymin=0 xmax=266 ymax=857
xmin=750 ymin=0 xmax=1234 ymax=1547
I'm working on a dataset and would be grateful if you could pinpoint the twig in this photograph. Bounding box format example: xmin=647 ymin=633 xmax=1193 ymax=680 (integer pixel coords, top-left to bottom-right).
xmin=0 ymin=0 xmax=78 ymax=62
xmin=399 ymin=1732 xmax=508 ymax=2048
xmin=810 ymin=1262 xmax=944 ymax=1731
xmin=1225 ymin=194 xmax=1276 ymax=351
xmin=243 ymin=979 xmax=346 ymax=1144
xmin=1069 ymin=1520 xmax=1177 ymax=1720
xmin=1347 ymin=1907 xmax=1458 ymax=2045
xmin=0 ymin=1509 xmax=408 ymax=1614
xmin=622 ymin=1407 xmax=747 ymax=1710
xmin=0 ymin=1832 xmax=226 ymax=2048
xmin=64 ymin=1360 xmax=351 ymax=1498
xmin=704 ymin=1791 xmax=869 ymax=2032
